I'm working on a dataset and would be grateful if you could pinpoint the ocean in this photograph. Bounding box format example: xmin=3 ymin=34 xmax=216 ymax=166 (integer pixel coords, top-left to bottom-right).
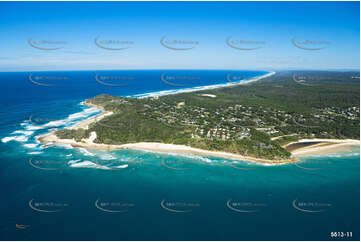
xmin=0 ymin=70 xmax=359 ymax=241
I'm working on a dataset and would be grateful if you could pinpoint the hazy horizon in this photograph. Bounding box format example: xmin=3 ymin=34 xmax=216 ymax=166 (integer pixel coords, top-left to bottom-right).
xmin=0 ymin=1 xmax=359 ymax=71
xmin=0 ymin=68 xmax=359 ymax=73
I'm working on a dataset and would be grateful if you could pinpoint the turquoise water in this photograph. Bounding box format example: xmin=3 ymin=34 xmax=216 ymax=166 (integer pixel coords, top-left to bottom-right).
xmin=0 ymin=148 xmax=359 ymax=240
xmin=0 ymin=71 xmax=359 ymax=240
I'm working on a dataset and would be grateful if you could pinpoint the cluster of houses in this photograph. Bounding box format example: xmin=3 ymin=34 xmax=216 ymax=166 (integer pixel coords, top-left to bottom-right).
xmin=138 ymin=98 xmax=359 ymax=141
xmin=322 ymin=106 xmax=360 ymax=120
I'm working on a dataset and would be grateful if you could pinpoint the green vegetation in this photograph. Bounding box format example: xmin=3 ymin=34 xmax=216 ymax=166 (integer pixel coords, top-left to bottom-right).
xmin=55 ymin=71 xmax=360 ymax=160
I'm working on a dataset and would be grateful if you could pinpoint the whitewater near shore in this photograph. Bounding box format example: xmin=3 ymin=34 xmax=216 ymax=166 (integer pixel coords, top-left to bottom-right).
xmin=38 ymin=131 xmax=360 ymax=164
xmin=38 ymin=133 xmax=297 ymax=164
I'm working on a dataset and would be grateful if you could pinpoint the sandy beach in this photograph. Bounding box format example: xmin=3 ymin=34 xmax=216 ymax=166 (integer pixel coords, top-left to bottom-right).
xmin=69 ymin=102 xmax=113 ymax=130
xmin=38 ymin=133 xmax=296 ymax=164
xmin=38 ymin=132 xmax=359 ymax=165
xmin=287 ymin=139 xmax=360 ymax=156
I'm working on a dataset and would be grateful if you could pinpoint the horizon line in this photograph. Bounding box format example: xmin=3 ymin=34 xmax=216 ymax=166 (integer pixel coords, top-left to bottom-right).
xmin=0 ymin=68 xmax=359 ymax=73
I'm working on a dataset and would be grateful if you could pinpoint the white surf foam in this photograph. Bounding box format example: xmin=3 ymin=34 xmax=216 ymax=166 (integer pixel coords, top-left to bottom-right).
xmin=68 ymin=159 xmax=81 ymax=165
xmin=69 ymin=160 xmax=110 ymax=170
xmin=176 ymin=153 xmax=213 ymax=163
xmin=28 ymin=151 xmax=43 ymax=155
xmin=23 ymin=143 xmax=38 ymax=148
xmin=25 ymin=125 xmax=44 ymax=131
xmin=79 ymin=148 xmax=95 ymax=156
xmin=11 ymin=130 xmax=34 ymax=136
xmin=20 ymin=122 xmax=28 ymax=126
xmin=1 ymin=136 xmax=28 ymax=143
xmin=113 ymin=164 xmax=128 ymax=169
xmin=43 ymin=120 xmax=67 ymax=127
xmin=21 ymin=106 xmax=101 ymax=133
xmin=66 ymin=107 xmax=99 ymax=120
xmin=99 ymin=154 xmax=116 ymax=160
xmin=54 ymin=143 xmax=73 ymax=149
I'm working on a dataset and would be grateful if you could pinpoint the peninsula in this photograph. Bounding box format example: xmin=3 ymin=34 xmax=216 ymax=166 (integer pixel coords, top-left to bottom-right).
xmin=38 ymin=71 xmax=360 ymax=164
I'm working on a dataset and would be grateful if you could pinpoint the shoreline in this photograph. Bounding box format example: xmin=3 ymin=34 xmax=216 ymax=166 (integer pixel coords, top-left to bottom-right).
xmin=68 ymin=102 xmax=113 ymax=130
xmin=286 ymin=139 xmax=360 ymax=156
xmin=37 ymin=133 xmax=360 ymax=165
xmin=131 ymin=71 xmax=276 ymax=98
xmin=38 ymin=135 xmax=297 ymax=164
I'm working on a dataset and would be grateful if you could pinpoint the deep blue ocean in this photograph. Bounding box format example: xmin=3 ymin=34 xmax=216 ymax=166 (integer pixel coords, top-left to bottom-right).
xmin=0 ymin=70 xmax=359 ymax=241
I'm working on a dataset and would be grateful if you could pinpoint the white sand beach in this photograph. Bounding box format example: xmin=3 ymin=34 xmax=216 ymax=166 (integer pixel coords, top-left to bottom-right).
xmin=38 ymin=133 xmax=296 ymax=164
xmin=288 ymin=139 xmax=360 ymax=156
xmin=38 ymin=132 xmax=359 ymax=165
xmin=69 ymin=102 xmax=113 ymax=130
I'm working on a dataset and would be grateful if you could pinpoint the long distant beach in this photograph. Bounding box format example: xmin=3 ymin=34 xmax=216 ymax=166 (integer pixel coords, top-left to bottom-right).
xmin=131 ymin=71 xmax=276 ymax=98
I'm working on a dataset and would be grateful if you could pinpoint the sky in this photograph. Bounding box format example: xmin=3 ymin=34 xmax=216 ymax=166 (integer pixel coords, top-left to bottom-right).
xmin=0 ymin=1 xmax=359 ymax=71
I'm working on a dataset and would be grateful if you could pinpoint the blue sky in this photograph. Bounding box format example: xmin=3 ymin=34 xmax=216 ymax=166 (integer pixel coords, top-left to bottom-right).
xmin=0 ymin=1 xmax=359 ymax=71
